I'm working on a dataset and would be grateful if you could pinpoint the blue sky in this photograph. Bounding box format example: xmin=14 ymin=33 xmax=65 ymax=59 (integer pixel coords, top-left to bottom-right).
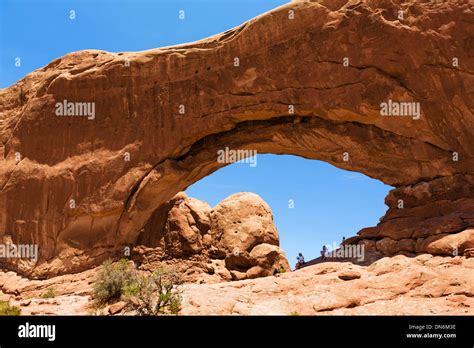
xmin=187 ymin=156 xmax=390 ymax=264
xmin=0 ymin=0 xmax=290 ymax=87
xmin=0 ymin=0 xmax=392 ymax=265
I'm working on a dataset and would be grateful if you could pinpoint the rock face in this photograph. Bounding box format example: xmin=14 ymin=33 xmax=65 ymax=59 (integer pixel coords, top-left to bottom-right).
xmin=4 ymin=253 xmax=471 ymax=315
xmin=137 ymin=192 xmax=213 ymax=258
xmin=179 ymin=254 xmax=474 ymax=315
xmin=0 ymin=190 xmax=291 ymax=279
xmin=0 ymin=0 xmax=473 ymax=276
xmin=127 ymin=192 xmax=289 ymax=283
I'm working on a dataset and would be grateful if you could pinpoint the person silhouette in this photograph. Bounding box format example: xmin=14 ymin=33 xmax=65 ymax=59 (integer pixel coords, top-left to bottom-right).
xmin=321 ymin=245 xmax=327 ymax=258
xmin=295 ymin=252 xmax=305 ymax=269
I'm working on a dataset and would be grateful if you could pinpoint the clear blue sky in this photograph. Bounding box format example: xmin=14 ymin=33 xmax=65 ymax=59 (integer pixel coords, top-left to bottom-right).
xmin=0 ymin=0 xmax=392 ymax=265
xmin=187 ymin=156 xmax=391 ymax=264
xmin=0 ymin=0 xmax=290 ymax=87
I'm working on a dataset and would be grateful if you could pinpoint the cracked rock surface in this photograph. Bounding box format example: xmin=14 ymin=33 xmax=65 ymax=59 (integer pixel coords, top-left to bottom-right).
xmin=1 ymin=253 xmax=472 ymax=315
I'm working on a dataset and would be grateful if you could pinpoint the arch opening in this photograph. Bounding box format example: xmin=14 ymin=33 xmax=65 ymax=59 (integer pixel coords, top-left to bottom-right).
xmin=184 ymin=154 xmax=392 ymax=266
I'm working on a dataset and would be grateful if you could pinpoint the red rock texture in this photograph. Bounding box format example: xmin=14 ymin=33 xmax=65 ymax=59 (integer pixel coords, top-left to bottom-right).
xmin=132 ymin=192 xmax=290 ymax=282
xmin=2 ymin=253 xmax=472 ymax=315
xmin=179 ymin=254 xmax=474 ymax=315
xmin=0 ymin=0 xmax=473 ymax=276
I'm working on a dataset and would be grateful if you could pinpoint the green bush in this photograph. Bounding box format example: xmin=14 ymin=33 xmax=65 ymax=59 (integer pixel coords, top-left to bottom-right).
xmin=41 ymin=288 xmax=56 ymax=299
xmin=123 ymin=267 xmax=182 ymax=316
xmin=0 ymin=300 xmax=21 ymax=315
xmin=93 ymin=258 xmax=136 ymax=306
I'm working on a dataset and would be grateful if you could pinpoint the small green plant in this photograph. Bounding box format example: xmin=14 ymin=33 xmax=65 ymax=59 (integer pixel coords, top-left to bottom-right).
xmin=123 ymin=267 xmax=182 ymax=316
xmin=41 ymin=288 xmax=56 ymax=299
xmin=0 ymin=300 xmax=21 ymax=315
xmin=278 ymin=265 xmax=286 ymax=274
xmin=290 ymin=311 xmax=300 ymax=316
xmin=93 ymin=258 xmax=136 ymax=307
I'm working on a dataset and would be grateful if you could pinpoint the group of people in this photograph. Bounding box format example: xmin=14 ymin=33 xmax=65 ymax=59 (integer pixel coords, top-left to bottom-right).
xmin=294 ymin=237 xmax=346 ymax=270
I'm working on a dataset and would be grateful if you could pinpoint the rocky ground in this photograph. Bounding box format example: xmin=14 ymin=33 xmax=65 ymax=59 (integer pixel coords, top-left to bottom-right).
xmin=1 ymin=253 xmax=472 ymax=315
xmin=0 ymin=192 xmax=473 ymax=316
xmin=181 ymin=254 xmax=474 ymax=315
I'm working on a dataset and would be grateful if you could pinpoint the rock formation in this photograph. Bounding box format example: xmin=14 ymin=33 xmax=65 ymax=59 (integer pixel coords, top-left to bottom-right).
xmin=0 ymin=190 xmax=290 ymax=280
xmin=0 ymin=0 xmax=473 ymax=276
xmin=179 ymin=253 xmax=474 ymax=315
xmin=1 ymin=253 xmax=472 ymax=315
xmin=131 ymin=192 xmax=290 ymax=282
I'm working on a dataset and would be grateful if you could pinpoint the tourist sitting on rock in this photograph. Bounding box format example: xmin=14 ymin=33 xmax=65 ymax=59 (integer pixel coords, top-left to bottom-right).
xmin=295 ymin=253 xmax=305 ymax=270
xmin=321 ymin=245 xmax=327 ymax=258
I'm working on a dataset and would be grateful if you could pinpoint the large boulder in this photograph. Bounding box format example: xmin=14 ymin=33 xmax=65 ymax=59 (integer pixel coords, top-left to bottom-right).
xmin=246 ymin=243 xmax=290 ymax=278
xmin=162 ymin=193 xmax=211 ymax=257
xmin=210 ymin=193 xmax=280 ymax=257
xmin=134 ymin=192 xmax=290 ymax=283
xmin=211 ymin=193 xmax=291 ymax=280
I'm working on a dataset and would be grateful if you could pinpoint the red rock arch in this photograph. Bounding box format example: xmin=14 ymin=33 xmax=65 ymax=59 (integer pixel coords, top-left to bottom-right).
xmin=0 ymin=0 xmax=473 ymax=276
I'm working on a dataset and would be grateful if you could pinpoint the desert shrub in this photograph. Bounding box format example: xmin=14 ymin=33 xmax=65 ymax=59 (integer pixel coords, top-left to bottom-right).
xmin=41 ymin=288 xmax=56 ymax=299
xmin=123 ymin=267 xmax=182 ymax=316
xmin=0 ymin=300 xmax=21 ymax=315
xmin=93 ymin=258 xmax=136 ymax=306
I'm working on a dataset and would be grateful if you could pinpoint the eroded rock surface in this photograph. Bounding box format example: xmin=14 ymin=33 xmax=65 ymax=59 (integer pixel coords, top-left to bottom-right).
xmin=0 ymin=0 xmax=473 ymax=276
xmin=2 ymin=254 xmax=472 ymax=315
xmin=180 ymin=254 xmax=474 ymax=315
xmin=132 ymin=192 xmax=290 ymax=283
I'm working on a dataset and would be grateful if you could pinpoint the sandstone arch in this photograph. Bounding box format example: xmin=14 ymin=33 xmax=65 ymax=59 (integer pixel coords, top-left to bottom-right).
xmin=0 ymin=0 xmax=473 ymax=276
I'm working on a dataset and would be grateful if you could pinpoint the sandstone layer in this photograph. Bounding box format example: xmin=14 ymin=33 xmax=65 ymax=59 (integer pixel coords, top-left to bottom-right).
xmin=180 ymin=254 xmax=474 ymax=315
xmin=1 ymin=254 xmax=472 ymax=315
xmin=0 ymin=0 xmax=473 ymax=276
